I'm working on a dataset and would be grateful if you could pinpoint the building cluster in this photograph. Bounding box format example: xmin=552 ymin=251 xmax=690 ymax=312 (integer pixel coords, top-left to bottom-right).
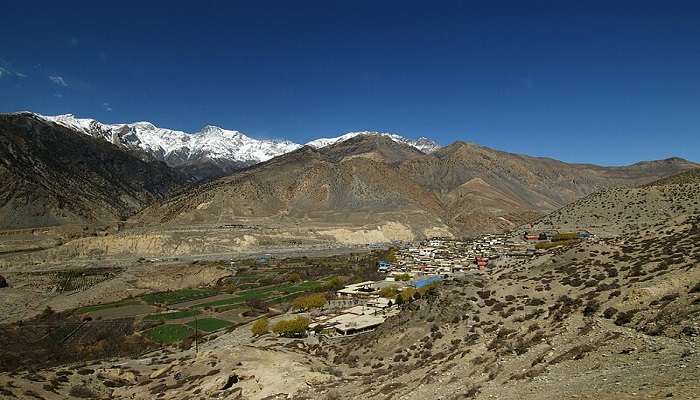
xmin=305 ymin=231 xmax=595 ymax=337
xmin=387 ymin=235 xmax=523 ymax=276
xmin=308 ymin=281 xmax=401 ymax=336
xmin=309 ymin=301 xmax=397 ymax=336
xmin=308 ymin=273 xmax=442 ymax=336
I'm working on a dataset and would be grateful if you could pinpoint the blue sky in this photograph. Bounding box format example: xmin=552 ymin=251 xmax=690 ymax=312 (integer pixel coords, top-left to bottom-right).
xmin=1 ymin=0 xmax=698 ymax=165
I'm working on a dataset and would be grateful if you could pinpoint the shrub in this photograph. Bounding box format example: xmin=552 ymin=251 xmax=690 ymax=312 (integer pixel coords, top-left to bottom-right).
xmin=614 ymin=310 xmax=636 ymax=326
xmin=251 ymin=317 xmax=269 ymax=336
xmin=394 ymin=273 xmax=412 ymax=281
xmin=552 ymin=232 xmax=580 ymax=241
xmin=583 ymin=301 xmax=599 ymax=316
xmin=287 ymin=272 xmax=302 ymax=283
xmin=292 ymin=293 xmax=326 ymax=311
xmin=322 ymin=276 xmax=347 ymax=291
xmin=602 ymin=307 xmax=618 ymax=319
xmin=379 ymin=285 xmax=400 ymax=299
xmin=272 ymin=316 xmax=309 ymax=337
xmin=690 ymin=282 xmax=700 ymax=293
xmin=399 ymin=287 xmax=416 ymax=302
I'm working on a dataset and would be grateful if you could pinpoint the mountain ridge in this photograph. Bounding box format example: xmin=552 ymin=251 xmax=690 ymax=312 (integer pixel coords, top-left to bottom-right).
xmin=0 ymin=113 xmax=189 ymax=229
xmin=135 ymin=134 xmax=698 ymax=236
xmin=2 ymin=112 xmax=697 ymax=236
xmin=7 ymin=112 xmax=441 ymax=179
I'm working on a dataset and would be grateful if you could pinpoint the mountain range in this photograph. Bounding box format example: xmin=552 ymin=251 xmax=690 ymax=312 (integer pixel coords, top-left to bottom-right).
xmin=31 ymin=113 xmax=440 ymax=180
xmin=1 ymin=111 xmax=697 ymax=235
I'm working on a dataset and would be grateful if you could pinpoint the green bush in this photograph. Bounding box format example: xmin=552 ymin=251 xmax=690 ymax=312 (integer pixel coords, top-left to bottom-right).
xmin=292 ymin=293 xmax=326 ymax=311
xmin=251 ymin=317 xmax=269 ymax=336
xmin=272 ymin=316 xmax=309 ymax=337
xmin=552 ymin=233 xmax=579 ymax=241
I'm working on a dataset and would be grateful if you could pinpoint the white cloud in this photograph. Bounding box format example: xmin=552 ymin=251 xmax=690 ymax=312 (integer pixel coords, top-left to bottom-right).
xmin=0 ymin=66 xmax=26 ymax=79
xmin=49 ymin=75 xmax=68 ymax=87
xmin=102 ymin=102 xmax=113 ymax=112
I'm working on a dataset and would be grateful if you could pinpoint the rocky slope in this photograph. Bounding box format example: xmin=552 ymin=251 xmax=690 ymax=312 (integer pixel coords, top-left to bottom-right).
xmin=1 ymin=168 xmax=698 ymax=400
xmin=301 ymin=217 xmax=700 ymax=399
xmin=295 ymin=168 xmax=700 ymax=399
xmin=531 ymin=168 xmax=700 ymax=236
xmin=137 ymin=137 xmax=447 ymax=231
xmin=0 ymin=113 xmax=189 ymax=229
xmin=137 ymin=135 xmax=698 ymax=236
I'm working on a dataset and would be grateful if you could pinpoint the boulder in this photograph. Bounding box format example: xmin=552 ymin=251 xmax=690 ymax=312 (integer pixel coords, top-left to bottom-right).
xmin=99 ymin=368 xmax=138 ymax=385
xmin=205 ymin=373 xmax=239 ymax=395
xmin=149 ymin=363 xmax=174 ymax=379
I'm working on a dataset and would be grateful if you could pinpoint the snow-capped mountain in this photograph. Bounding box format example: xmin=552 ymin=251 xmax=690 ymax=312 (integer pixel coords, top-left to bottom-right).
xmin=306 ymin=131 xmax=440 ymax=153
xmin=26 ymin=113 xmax=440 ymax=179
xmin=34 ymin=114 xmax=302 ymax=179
xmin=41 ymin=114 xmax=301 ymax=165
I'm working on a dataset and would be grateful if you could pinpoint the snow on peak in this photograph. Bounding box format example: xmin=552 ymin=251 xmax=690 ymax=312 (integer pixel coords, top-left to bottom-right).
xmin=31 ymin=113 xmax=440 ymax=169
xmin=306 ymin=131 xmax=440 ymax=153
xmin=35 ymin=113 xmax=302 ymax=165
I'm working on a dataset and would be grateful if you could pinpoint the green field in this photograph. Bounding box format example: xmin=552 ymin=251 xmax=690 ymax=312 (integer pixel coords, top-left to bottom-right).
xmin=186 ymin=318 xmax=233 ymax=332
xmin=141 ymin=288 xmax=218 ymax=305
xmin=78 ymin=299 xmax=141 ymax=313
xmin=144 ymin=324 xmax=194 ymax=343
xmin=144 ymin=309 xmax=200 ymax=321
xmin=193 ymin=280 xmax=325 ymax=310
xmin=212 ymin=303 xmax=249 ymax=312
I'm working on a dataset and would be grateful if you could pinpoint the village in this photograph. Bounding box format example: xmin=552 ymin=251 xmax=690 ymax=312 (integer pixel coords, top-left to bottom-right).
xmin=0 ymin=228 xmax=597 ymax=373
xmin=294 ymin=228 xmax=595 ymax=338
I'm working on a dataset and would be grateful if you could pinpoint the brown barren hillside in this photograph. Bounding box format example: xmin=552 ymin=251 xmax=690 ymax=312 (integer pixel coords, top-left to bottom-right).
xmin=0 ymin=113 xmax=189 ymax=229
xmin=293 ymin=166 xmax=700 ymax=399
xmin=532 ymin=168 xmax=700 ymax=236
xmin=299 ymin=213 xmax=700 ymax=399
xmin=137 ymin=135 xmax=698 ymax=236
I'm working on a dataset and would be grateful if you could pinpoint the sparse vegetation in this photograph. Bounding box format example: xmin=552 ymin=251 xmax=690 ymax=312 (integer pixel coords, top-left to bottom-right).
xmin=251 ymin=317 xmax=269 ymax=335
xmin=272 ymin=316 xmax=309 ymax=337
xmin=292 ymin=293 xmax=327 ymax=311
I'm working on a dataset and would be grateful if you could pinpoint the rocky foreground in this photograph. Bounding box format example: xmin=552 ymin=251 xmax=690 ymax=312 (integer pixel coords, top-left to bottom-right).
xmin=1 ymin=215 xmax=697 ymax=399
xmin=1 ymin=174 xmax=699 ymax=399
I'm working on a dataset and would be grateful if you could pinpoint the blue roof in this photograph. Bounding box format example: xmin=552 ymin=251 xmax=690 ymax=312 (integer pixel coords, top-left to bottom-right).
xmin=414 ymin=275 xmax=442 ymax=288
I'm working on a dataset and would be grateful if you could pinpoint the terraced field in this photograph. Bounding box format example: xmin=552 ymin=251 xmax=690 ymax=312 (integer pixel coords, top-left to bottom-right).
xmin=141 ymin=288 xmax=219 ymax=305
xmin=187 ymin=318 xmax=233 ymax=332
xmin=144 ymin=324 xmax=194 ymax=344
xmin=144 ymin=310 xmax=201 ymax=321
xmin=192 ymin=280 xmax=329 ymax=311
